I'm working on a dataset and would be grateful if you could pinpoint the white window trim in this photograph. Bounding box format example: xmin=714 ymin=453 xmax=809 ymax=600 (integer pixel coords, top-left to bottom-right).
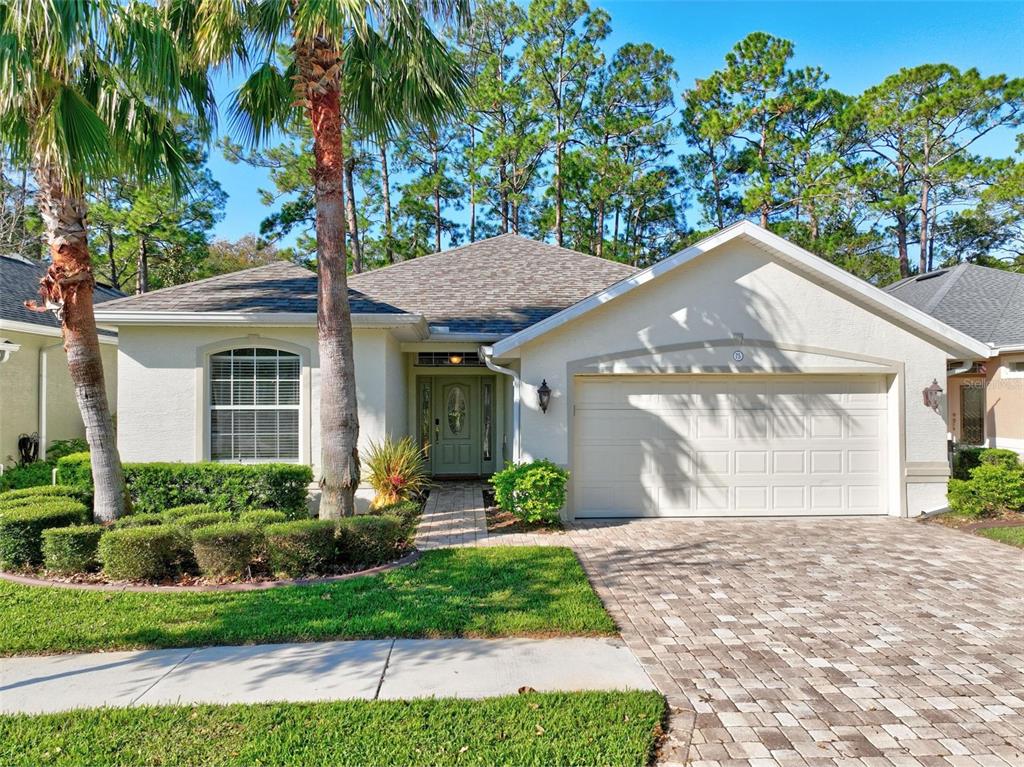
xmin=195 ymin=336 xmax=312 ymax=466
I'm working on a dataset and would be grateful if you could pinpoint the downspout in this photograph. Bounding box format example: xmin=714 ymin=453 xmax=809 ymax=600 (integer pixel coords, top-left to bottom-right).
xmin=481 ymin=346 xmax=521 ymax=463
xmin=37 ymin=341 xmax=63 ymax=461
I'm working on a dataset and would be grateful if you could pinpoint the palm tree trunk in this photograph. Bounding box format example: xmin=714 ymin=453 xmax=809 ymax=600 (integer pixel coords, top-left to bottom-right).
xmin=343 ymin=156 xmax=362 ymax=273
xmin=32 ymin=165 xmax=125 ymax=522
xmin=379 ymin=143 xmax=394 ymax=263
xmin=301 ymin=39 xmax=360 ymax=518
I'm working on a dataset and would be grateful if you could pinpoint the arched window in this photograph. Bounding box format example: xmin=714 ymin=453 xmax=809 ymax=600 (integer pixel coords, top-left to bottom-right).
xmin=210 ymin=348 xmax=300 ymax=461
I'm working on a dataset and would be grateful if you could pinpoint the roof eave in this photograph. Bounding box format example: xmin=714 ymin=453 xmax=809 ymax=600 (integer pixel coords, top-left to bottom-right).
xmin=490 ymin=221 xmax=994 ymax=361
xmin=92 ymin=310 xmax=426 ymax=331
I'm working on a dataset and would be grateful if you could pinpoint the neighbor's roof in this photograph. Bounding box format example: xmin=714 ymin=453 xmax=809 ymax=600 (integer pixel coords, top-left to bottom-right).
xmin=884 ymin=263 xmax=1024 ymax=350
xmin=96 ymin=235 xmax=639 ymax=336
xmin=1 ymin=254 xmax=123 ymax=334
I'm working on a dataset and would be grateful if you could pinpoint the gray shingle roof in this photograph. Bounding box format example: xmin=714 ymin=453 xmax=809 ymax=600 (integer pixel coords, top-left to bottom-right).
xmin=97 ymin=235 xmax=640 ymax=336
xmin=1 ymin=255 xmax=123 ymax=335
xmin=96 ymin=260 xmax=408 ymax=316
xmin=883 ymin=263 xmax=1024 ymax=349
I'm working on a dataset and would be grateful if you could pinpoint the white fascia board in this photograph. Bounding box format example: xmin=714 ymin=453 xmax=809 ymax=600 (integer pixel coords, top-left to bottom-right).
xmin=994 ymin=344 xmax=1024 ymax=354
xmin=91 ymin=310 xmax=426 ymax=331
xmin=426 ymin=331 xmax=506 ymax=343
xmin=0 ymin=318 xmax=118 ymax=345
xmin=490 ymin=220 xmax=993 ymax=360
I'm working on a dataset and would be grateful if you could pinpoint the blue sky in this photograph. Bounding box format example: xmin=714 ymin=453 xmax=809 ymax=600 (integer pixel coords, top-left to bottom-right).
xmin=207 ymin=1 xmax=1024 ymax=243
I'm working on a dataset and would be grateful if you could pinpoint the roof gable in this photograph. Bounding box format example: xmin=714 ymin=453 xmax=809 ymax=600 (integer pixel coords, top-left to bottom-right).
xmin=489 ymin=221 xmax=993 ymax=359
xmin=884 ymin=263 xmax=1024 ymax=349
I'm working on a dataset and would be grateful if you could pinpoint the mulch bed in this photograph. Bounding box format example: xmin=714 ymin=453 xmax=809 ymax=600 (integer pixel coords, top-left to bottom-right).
xmin=482 ymin=487 xmax=565 ymax=535
xmin=0 ymin=550 xmax=421 ymax=593
xmin=926 ymin=508 xmax=1023 ymax=532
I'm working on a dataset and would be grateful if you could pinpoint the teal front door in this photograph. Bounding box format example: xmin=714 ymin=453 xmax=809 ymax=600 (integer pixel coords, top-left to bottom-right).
xmin=433 ymin=377 xmax=479 ymax=475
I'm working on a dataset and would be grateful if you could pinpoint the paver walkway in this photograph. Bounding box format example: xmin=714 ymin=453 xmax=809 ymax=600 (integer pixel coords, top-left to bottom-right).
xmin=415 ymin=481 xmax=489 ymax=549
xmin=422 ymin=482 xmax=1024 ymax=767
xmin=0 ymin=637 xmax=653 ymax=714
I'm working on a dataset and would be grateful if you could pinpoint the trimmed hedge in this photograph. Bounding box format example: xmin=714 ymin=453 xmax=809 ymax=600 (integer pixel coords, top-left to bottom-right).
xmin=58 ymin=453 xmax=311 ymax=516
xmin=99 ymin=527 xmax=191 ymax=582
xmin=0 ymin=501 xmax=88 ymax=569
xmin=163 ymin=504 xmax=211 ymax=522
xmin=264 ymin=519 xmax=336 ymax=577
xmin=238 ymin=510 xmax=288 ymax=527
xmin=0 ymin=494 xmax=81 ymax=512
xmin=0 ymin=484 xmax=85 ymax=502
xmin=191 ymin=523 xmax=262 ymax=578
xmin=948 ymin=462 xmax=1024 ymax=517
xmin=42 ymin=525 xmax=104 ymax=573
xmin=491 ymin=459 xmax=569 ymax=525
xmin=337 ymin=515 xmax=405 ymax=566
xmin=0 ymin=461 xmax=55 ymax=492
xmin=113 ymin=513 xmax=165 ymax=529
xmin=175 ymin=511 xmax=235 ymax=531
xmin=371 ymin=499 xmax=421 ymax=526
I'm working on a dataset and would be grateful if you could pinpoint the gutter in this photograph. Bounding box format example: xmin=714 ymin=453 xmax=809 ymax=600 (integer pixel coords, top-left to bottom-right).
xmin=480 ymin=345 xmax=521 ymax=463
xmin=91 ymin=311 xmax=425 ymax=330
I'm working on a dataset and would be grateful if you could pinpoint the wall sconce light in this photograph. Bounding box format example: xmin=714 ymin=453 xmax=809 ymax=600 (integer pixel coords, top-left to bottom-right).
xmin=448 ymin=353 xmax=463 ymax=365
xmin=537 ymin=379 xmax=552 ymax=414
xmin=923 ymin=379 xmax=943 ymax=412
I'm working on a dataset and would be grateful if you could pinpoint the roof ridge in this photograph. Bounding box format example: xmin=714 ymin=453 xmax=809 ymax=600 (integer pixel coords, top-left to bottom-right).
xmin=99 ymin=260 xmax=305 ymax=309
xmin=922 ymin=263 xmax=967 ymax=314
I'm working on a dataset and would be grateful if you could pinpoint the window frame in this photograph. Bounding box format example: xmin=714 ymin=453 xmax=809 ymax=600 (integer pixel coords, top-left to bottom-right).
xmin=197 ymin=337 xmax=311 ymax=465
xmin=1003 ymin=355 xmax=1024 ymax=379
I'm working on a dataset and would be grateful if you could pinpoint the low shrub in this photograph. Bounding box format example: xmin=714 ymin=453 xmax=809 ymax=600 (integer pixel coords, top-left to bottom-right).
xmin=191 ymin=523 xmax=263 ymax=578
xmin=42 ymin=525 xmax=104 ymax=574
xmin=371 ymin=499 xmax=421 ymax=526
xmin=0 ymin=461 xmax=55 ymax=492
xmin=0 ymin=494 xmax=81 ymax=512
xmin=58 ymin=453 xmax=312 ymax=515
xmin=174 ymin=511 xmax=235 ymax=531
xmin=363 ymin=437 xmax=430 ymax=508
xmin=490 ymin=459 xmax=569 ymax=525
xmin=0 ymin=501 xmax=89 ymax=569
xmin=113 ymin=513 xmax=165 ymax=529
xmin=0 ymin=484 xmax=84 ymax=502
xmin=264 ymin=519 xmax=336 ymax=577
xmin=162 ymin=504 xmax=211 ymax=523
xmin=238 ymin=510 xmax=288 ymax=527
xmin=951 ymin=446 xmax=984 ymax=480
xmin=948 ymin=462 xmax=1024 ymax=517
xmin=337 ymin=515 xmax=405 ymax=567
xmin=46 ymin=438 xmax=89 ymax=461
xmin=979 ymin=448 xmax=1022 ymax=470
xmin=99 ymin=527 xmax=191 ymax=581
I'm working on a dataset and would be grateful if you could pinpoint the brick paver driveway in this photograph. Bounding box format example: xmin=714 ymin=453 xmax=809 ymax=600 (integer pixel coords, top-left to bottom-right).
xmin=556 ymin=517 xmax=1023 ymax=766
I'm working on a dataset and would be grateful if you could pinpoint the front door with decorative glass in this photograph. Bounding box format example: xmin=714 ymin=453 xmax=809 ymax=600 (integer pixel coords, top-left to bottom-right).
xmin=433 ymin=378 xmax=480 ymax=475
xmin=960 ymin=384 xmax=985 ymax=445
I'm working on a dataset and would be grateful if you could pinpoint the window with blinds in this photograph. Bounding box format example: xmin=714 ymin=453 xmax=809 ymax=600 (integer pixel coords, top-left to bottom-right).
xmin=210 ymin=348 xmax=300 ymax=461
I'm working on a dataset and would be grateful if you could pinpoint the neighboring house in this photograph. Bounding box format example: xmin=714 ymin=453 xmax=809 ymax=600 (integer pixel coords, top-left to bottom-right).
xmin=885 ymin=263 xmax=1024 ymax=454
xmin=95 ymin=223 xmax=989 ymax=518
xmin=0 ymin=254 xmax=122 ymax=465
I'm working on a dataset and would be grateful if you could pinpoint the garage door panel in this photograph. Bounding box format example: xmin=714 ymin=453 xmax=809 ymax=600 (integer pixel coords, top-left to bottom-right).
xmin=574 ymin=375 xmax=888 ymax=517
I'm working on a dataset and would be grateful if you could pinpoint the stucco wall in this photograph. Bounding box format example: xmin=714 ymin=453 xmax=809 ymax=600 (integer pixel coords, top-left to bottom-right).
xmin=0 ymin=329 xmax=117 ymax=465
xmin=116 ymin=325 xmax=401 ymax=476
xmin=512 ymin=239 xmax=954 ymax=517
xmin=987 ymin=353 xmax=1024 ymax=449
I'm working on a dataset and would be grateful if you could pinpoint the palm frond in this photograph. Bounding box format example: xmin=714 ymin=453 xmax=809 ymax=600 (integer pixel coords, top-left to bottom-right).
xmin=229 ymin=60 xmax=296 ymax=147
xmin=38 ymin=84 xmax=112 ymax=192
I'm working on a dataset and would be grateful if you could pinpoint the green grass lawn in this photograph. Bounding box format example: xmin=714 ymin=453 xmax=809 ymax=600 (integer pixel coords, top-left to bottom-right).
xmin=0 ymin=692 xmax=666 ymax=767
xmin=0 ymin=547 xmax=616 ymax=655
xmin=977 ymin=525 xmax=1024 ymax=548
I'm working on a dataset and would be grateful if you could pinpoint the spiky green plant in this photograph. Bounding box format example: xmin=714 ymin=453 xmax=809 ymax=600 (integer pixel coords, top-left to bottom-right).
xmin=363 ymin=437 xmax=430 ymax=508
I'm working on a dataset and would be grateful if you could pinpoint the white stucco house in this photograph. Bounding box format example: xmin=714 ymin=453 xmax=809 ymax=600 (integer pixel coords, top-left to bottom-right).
xmin=1 ymin=254 xmax=121 ymax=465
xmin=94 ymin=222 xmax=989 ymax=519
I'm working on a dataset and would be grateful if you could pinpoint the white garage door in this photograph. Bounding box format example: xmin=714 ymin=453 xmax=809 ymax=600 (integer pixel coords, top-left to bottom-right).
xmin=573 ymin=375 xmax=889 ymax=517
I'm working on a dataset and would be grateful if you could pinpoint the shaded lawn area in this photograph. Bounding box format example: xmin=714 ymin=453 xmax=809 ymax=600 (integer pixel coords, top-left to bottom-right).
xmin=0 ymin=692 xmax=666 ymax=767
xmin=0 ymin=547 xmax=616 ymax=655
xmin=978 ymin=525 xmax=1024 ymax=548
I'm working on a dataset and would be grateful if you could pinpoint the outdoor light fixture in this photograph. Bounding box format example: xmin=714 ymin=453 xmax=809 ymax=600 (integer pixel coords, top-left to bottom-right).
xmin=448 ymin=353 xmax=464 ymax=365
xmin=537 ymin=379 xmax=552 ymax=413
xmin=923 ymin=379 xmax=943 ymax=412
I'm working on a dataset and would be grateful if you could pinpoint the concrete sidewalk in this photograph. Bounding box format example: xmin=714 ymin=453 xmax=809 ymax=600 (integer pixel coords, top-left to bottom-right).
xmin=0 ymin=638 xmax=655 ymax=714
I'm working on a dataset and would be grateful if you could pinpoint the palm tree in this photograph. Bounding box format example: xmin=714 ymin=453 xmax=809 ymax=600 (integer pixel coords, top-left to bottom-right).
xmin=193 ymin=0 xmax=467 ymax=518
xmin=0 ymin=1 xmax=214 ymax=521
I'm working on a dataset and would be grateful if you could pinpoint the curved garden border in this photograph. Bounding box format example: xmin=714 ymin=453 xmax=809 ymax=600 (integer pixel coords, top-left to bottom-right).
xmin=0 ymin=550 xmax=421 ymax=593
